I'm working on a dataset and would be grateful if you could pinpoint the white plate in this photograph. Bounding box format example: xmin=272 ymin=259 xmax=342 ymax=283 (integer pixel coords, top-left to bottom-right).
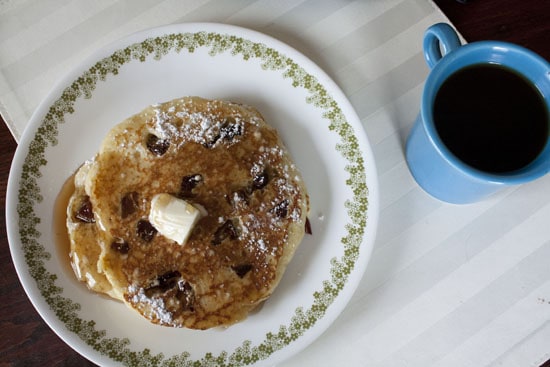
xmin=6 ymin=23 xmax=378 ymax=367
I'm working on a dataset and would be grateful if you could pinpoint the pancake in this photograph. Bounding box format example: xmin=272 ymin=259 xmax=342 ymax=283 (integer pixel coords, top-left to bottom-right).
xmin=66 ymin=160 xmax=121 ymax=300
xmin=68 ymin=96 xmax=309 ymax=329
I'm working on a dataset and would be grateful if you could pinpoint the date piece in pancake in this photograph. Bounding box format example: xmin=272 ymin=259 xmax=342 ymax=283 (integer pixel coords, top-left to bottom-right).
xmin=86 ymin=97 xmax=308 ymax=329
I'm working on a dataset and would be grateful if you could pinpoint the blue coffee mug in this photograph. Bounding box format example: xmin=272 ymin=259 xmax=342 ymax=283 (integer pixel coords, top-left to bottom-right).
xmin=406 ymin=23 xmax=550 ymax=204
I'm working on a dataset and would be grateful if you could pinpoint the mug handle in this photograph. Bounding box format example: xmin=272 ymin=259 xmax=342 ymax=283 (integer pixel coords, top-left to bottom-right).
xmin=423 ymin=23 xmax=462 ymax=68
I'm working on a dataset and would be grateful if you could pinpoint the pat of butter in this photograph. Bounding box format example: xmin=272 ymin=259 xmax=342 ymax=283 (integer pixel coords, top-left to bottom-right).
xmin=149 ymin=193 xmax=204 ymax=246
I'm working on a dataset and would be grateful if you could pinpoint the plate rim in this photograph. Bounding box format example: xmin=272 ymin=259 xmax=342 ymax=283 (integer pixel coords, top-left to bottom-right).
xmin=6 ymin=22 xmax=379 ymax=366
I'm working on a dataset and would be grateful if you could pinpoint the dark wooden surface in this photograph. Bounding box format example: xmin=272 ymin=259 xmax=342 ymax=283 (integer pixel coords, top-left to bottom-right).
xmin=1 ymin=1 xmax=549 ymax=366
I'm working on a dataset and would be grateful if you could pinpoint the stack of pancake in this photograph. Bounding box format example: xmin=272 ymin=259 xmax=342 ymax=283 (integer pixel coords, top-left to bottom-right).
xmin=66 ymin=97 xmax=309 ymax=329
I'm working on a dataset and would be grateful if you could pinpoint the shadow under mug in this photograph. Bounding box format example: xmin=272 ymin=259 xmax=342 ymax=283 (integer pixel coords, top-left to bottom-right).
xmin=406 ymin=23 xmax=550 ymax=204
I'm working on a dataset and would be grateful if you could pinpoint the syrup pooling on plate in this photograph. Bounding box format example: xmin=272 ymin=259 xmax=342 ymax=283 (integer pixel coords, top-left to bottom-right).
xmin=65 ymin=96 xmax=309 ymax=329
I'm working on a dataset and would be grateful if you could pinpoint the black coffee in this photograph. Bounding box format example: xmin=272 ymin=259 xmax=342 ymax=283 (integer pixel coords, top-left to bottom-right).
xmin=433 ymin=64 xmax=548 ymax=173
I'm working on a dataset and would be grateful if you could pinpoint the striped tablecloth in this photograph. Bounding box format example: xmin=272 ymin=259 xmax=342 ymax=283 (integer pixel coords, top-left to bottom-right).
xmin=2 ymin=1 xmax=549 ymax=366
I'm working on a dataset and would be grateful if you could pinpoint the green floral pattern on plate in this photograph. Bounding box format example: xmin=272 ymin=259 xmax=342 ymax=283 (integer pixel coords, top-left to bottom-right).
xmin=16 ymin=31 xmax=369 ymax=366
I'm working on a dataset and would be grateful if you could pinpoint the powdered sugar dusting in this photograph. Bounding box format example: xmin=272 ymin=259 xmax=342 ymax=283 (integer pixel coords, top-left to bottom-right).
xmin=128 ymin=284 xmax=174 ymax=325
xmin=149 ymin=98 xmax=259 ymax=149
